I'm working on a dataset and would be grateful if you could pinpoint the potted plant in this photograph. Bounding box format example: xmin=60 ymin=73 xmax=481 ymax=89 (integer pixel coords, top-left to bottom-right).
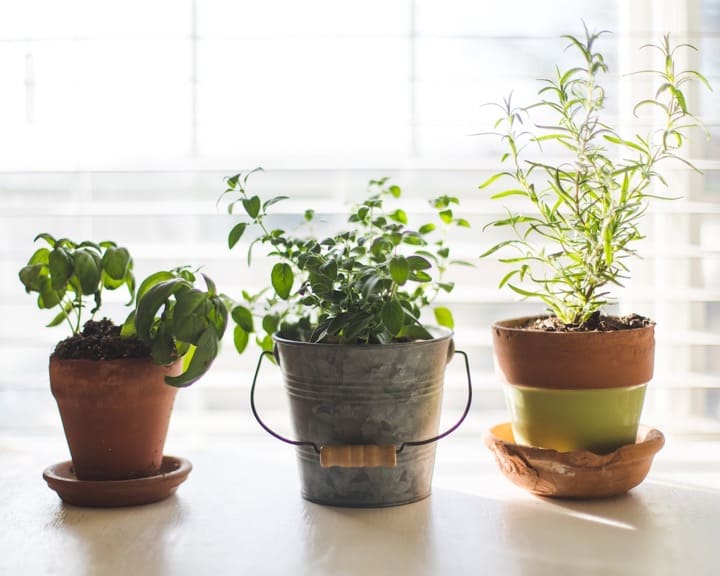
xmin=19 ymin=234 xmax=227 ymax=505
xmin=479 ymin=27 xmax=710 ymax=454
xmin=221 ymin=173 xmax=473 ymax=507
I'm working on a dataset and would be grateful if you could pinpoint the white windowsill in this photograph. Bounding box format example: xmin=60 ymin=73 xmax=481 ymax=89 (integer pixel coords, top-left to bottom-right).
xmin=1 ymin=429 xmax=718 ymax=576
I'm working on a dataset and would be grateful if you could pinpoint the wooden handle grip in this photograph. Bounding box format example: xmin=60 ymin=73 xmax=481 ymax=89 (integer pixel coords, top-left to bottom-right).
xmin=319 ymin=445 xmax=397 ymax=468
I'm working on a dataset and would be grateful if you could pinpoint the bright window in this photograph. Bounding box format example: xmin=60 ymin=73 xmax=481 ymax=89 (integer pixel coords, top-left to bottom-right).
xmin=0 ymin=0 xmax=718 ymax=439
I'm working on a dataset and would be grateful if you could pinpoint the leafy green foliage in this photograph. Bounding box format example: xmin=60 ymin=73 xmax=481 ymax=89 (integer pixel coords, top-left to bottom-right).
xmin=18 ymin=234 xmax=135 ymax=334
xmin=479 ymin=27 xmax=711 ymax=326
xmin=221 ymin=173 xmax=469 ymax=346
xmin=126 ymin=267 xmax=228 ymax=387
xmin=20 ymin=236 xmax=227 ymax=387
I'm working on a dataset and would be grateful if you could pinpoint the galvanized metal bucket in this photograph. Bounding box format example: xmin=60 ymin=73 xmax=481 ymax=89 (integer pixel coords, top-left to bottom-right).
xmin=251 ymin=328 xmax=472 ymax=507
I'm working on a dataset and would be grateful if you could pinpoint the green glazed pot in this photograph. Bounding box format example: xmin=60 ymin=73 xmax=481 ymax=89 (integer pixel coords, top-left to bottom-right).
xmin=504 ymin=383 xmax=647 ymax=453
xmin=492 ymin=316 xmax=655 ymax=454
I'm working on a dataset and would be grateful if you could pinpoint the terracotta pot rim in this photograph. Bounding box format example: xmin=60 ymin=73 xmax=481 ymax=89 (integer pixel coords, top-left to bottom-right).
xmin=49 ymin=355 xmax=174 ymax=366
xmin=492 ymin=315 xmax=654 ymax=334
xmin=491 ymin=315 xmax=655 ymax=389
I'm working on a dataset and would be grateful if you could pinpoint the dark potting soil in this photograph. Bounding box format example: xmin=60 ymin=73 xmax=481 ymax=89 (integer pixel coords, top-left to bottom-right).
xmin=52 ymin=318 xmax=152 ymax=361
xmin=526 ymin=312 xmax=654 ymax=333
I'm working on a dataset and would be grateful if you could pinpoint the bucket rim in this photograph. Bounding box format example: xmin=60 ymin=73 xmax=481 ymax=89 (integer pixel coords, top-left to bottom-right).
xmin=272 ymin=325 xmax=453 ymax=349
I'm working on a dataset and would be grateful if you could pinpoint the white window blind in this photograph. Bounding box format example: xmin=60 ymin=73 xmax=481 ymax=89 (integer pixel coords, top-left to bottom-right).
xmin=0 ymin=0 xmax=718 ymax=440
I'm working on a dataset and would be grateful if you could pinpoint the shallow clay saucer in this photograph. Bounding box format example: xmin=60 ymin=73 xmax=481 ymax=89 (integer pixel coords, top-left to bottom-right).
xmin=485 ymin=424 xmax=664 ymax=499
xmin=43 ymin=456 xmax=192 ymax=507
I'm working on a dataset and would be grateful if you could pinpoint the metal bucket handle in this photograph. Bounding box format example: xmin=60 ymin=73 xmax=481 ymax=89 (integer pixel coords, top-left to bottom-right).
xmin=250 ymin=346 xmax=473 ymax=468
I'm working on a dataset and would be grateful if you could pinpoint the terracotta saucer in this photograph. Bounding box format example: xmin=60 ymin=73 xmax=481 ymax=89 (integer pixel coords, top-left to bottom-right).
xmin=484 ymin=423 xmax=664 ymax=499
xmin=43 ymin=456 xmax=192 ymax=507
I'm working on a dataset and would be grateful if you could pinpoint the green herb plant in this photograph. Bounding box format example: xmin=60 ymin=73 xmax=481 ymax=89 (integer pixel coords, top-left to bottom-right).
xmin=124 ymin=266 xmax=228 ymax=387
xmin=479 ymin=27 xmax=711 ymax=326
xmin=221 ymin=172 xmax=470 ymax=348
xmin=19 ymin=234 xmax=227 ymax=387
xmin=18 ymin=234 xmax=135 ymax=334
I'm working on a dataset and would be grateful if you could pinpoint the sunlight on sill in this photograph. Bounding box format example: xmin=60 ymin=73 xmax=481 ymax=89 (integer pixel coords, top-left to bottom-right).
xmin=549 ymin=509 xmax=638 ymax=531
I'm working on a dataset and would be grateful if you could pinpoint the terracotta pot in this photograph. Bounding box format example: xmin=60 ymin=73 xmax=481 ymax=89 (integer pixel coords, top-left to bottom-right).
xmin=49 ymin=356 xmax=181 ymax=481
xmin=492 ymin=316 xmax=654 ymax=453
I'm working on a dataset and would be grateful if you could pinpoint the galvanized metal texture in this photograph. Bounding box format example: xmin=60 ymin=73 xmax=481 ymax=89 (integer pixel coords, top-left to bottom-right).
xmin=250 ymin=329 xmax=472 ymax=507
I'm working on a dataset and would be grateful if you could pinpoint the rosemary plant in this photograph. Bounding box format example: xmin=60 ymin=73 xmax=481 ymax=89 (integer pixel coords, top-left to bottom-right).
xmin=480 ymin=27 xmax=710 ymax=326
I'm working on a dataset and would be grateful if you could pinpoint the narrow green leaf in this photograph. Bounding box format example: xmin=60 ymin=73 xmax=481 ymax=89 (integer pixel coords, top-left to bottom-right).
xmin=478 ymin=172 xmax=507 ymax=189
xmin=498 ymin=269 xmax=519 ymax=288
xmin=33 ymin=232 xmax=57 ymax=247
xmin=490 ymin=189 xmax=529 ymax=200
xmin=121 ymin=310 xmax=137 ymax=337
xmin=450 ymin=259 xmax=475 ymax=267
xmin=682 ymin=69 xmax=713 ymax=91
xmin=228 ymin=222 xmax=248 ymax=249
xmin=46 ymin=302 xmax=73 ymax=328
xmin=480 ymin=240 xmax=515 ymax=258
xmin=263 ymin=196 xmax=289 ymax=210
xmin=603 ymin=225 xmax=614 ymax=266
xmin=669 ymin=85 xmax=688 ymax=114
xmin=234 ymin=325 xmax=250 ymax=354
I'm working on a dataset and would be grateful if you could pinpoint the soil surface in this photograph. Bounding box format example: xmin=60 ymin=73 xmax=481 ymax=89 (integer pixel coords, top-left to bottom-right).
xmin=525 ymin=312 xmax=654 ymax=332
xmin=52 ymin=318 xmax=152 ymax=361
